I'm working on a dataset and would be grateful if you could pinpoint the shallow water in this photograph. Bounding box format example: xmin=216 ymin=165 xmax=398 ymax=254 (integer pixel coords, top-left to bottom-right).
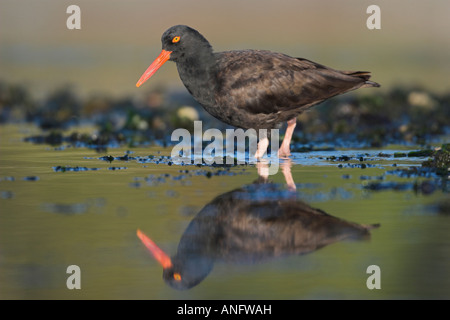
xmin=0 ymin=124 xmax=448 ymax=299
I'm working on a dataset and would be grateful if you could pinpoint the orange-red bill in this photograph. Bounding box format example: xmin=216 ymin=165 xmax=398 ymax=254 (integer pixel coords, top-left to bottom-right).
xmin=136 ymin=50 xmax=172 ymax=87
xmin=137 ymin=229 xmax=173 ymax=269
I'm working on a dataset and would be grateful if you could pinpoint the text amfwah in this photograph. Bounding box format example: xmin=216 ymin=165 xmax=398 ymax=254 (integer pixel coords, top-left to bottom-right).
xmin=222 ymin=305 xmax=271 ymax=315
xmin=177 ymin=304 xmax=271 ymax=316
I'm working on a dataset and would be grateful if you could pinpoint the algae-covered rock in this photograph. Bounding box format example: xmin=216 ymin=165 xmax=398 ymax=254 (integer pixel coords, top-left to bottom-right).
xmin=422 ymin=144 xmax=450 ymax=173
xmin=408 ymin=149 xmax=434 ymax=157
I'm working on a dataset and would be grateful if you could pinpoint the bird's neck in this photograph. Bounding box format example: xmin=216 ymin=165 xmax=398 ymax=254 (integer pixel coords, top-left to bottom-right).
xmin=176 ymin=50 xmax=216 ymax=107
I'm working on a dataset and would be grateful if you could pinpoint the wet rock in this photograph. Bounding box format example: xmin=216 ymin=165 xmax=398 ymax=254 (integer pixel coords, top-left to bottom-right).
xmin=377 ymin=152 xmax=391 ymax=158
xmin=394 ymin=152 xmax=407 ymax=158
xmin=337 ymin=162 xmax=373 ymax=169
xmin=408 ymin=149 xmax=434 ymax=157
xmin=24 ymin=131 xmax=63 ymax=146
xmin=422 ymin=144 xmax=450 ymax=173
xmin=386 ymin=167 xmax=435 ymax=178
xmin=115 ymin=154 xmax=130 ymax=161
xmin=53 ymin=166 xmax=100 ymax=172
xmin=363 ymin=181 xmax=413 ymax=192
xmin=23 ymin=176 xmax=39 ymax=181
xmin=360 ymin=175 xmax=384 ymax=181
xmin=99 ymin=155 xmax=114 ymax=163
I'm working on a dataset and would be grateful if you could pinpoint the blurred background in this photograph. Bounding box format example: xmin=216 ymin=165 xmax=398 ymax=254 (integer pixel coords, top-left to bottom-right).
xmin=0 ymin=0 xmax=449 ymax=146
xmin=1 ymin=0 xmax=449 ymax=99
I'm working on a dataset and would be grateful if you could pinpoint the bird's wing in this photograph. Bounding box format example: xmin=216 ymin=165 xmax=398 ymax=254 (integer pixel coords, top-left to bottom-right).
xmin=214 ymin=50 xmax=372 ymax=115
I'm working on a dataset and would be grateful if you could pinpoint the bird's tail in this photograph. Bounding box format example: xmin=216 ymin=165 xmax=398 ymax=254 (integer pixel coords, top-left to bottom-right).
xmin=342 ymin=70 xmax=381 ymax=88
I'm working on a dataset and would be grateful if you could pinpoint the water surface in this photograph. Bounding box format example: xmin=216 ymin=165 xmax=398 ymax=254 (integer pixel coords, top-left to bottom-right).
xmin=0 ymin=124 xmax=448 ymax=299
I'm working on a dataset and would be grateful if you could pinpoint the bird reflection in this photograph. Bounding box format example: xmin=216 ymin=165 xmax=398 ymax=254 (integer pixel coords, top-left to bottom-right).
xmin=137 ymin=161 xmax=379 ymax=290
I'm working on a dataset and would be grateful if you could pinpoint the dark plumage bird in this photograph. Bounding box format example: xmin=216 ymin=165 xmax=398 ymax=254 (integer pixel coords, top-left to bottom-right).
xmin=137 ymin=175 xmax=379 ymax=290
xmin=136 ymin=25 xmax=380 ymax=157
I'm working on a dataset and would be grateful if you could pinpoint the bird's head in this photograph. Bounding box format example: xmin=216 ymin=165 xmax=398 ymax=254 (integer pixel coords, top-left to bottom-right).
xmin=137 ymin=229 xmax=212 ymax=290
xmin=136 ymin=25 xmax=212 ymax=87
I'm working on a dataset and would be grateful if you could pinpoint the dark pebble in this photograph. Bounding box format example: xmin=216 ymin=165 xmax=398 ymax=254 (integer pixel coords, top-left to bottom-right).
xmin=23 ymin=176 xmax=39 ymax=181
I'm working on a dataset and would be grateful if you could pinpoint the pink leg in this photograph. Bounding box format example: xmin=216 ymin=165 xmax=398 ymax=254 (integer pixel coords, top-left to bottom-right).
xmin=256 ymin=160 xmax=269 ymax=181
xmin=254 ymin=137 xmax=269 ymax=159
xmin=278 ymin=118 xmax=297 ymax=158
xmin=281 ymin=160 xmax=296 ymax=191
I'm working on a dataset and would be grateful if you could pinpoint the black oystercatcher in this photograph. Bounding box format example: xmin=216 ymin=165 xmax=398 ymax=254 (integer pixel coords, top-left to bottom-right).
xmin=136 ymin=25 xmax=380 ymax=158
xmin=137 ymin=162 xmax=379 ymax=290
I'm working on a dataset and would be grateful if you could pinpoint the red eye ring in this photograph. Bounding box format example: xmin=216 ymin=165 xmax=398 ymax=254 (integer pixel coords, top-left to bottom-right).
xmin=172 ymin=36 xmax=180 ymax=43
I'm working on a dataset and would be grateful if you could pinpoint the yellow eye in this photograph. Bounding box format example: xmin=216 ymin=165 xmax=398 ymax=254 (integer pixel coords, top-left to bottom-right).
xmin=172 ymin=36 xmax=180 ymax=43
xmin=173 ymin=273 xmax=182 ymax=281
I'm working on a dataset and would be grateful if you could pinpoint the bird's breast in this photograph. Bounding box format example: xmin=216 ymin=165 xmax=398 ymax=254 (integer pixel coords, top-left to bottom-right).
xmin=176 ymin=60 xmax=217 ymax=108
